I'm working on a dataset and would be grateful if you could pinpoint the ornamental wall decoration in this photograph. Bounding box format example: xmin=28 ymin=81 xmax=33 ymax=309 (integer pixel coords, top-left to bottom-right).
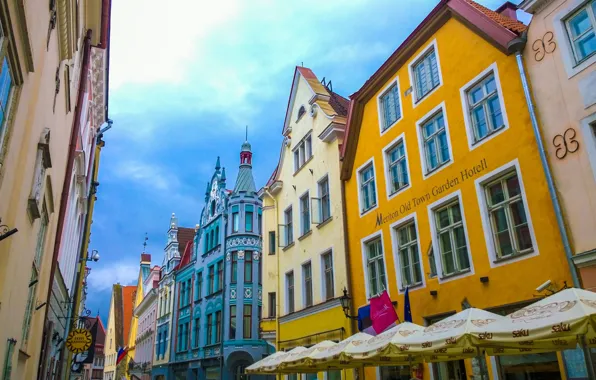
xmin=532 ymin=31 xmax=556 ymax=62
xmin=553 ymin=128 xmax=579 ymax=159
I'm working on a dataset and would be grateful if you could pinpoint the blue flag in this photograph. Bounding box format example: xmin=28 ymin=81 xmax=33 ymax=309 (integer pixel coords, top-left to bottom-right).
xmin=357 ymin=304 xmax=371 ymax=332
xmin=404 ymin=287 xmax=412 ymax=322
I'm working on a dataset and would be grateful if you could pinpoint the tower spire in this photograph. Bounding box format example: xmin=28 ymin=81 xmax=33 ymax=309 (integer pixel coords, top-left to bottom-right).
xmin=143 ymin=233 xmax=148 ymax=253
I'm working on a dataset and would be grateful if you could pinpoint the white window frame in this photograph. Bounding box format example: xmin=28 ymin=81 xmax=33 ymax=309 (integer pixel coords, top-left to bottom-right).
xmin=415 ymin=102 xmax=453 ymax=179
xmin=377 ymin=77 xmax=403 ymax=136
xmin=301 ymin=260 xmax=313 ymax=308
xmin=390 ymin=213 xmax=425 ymax=294
xmin=292 ymin=131 xmax=313 ymax=173
xmin=382 ymin=132 xmax=411 ymax=201
xmin=356 ymin=157 xmax=379 ymax=217
xmin=320 ymin=248 xmax=336 ymax=301
xmin=408 ymin=39 xmax=443 ymax=108
xmin=554 ymin=0 xmax=596 ymax=77
xmin=299 ymin=190 xmax=311 ymax=236
xmin=284 ymin=206 xmax=294 ymax=246
xmin=475 ymin=159 xmax=539 ymax=268
xmin=317 ymin=175 xmax=332 ymax=223
xmin=427 ymin=190 xmax=475 ymax=283
xmin=285 ymin=270 xmax=295 ymax=314
xmin=460 ymin=63 xmax=510 ymax=150
xmin=360 ymin=230 xmax=389 ymax=299
xmin=580 ymin=112 xmax=596 ymax=182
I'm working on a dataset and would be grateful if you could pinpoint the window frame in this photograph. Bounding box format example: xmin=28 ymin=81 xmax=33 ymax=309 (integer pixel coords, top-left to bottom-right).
xmin=231 ymin=252 xmax=238 ymax=283
xmin=377 ymin=77 xmax=403 ymax=135
xmin=243 ymin=304 xmax=252 ymax=339
xmin=229 ymin=305 xmax=237 ymax=340
xmin=427 ymin=190 xmax=474 ymax=283
xmin=284 ymin=206 xmax=294 ymax=246
xmin=554 ymin=0 xmax=596 ymax=77
xmin=286 ymin=271 xmax=295 ymax=314
xmin=268 ymin=292 xmax=276 ymax=318
xmin=360 ymin=231 xmax=389 ymax=299
xmin=268 ymin=231 xmax=276 ymax=255
xmin=475 ymin=159 xmax=538 ymax=268
xmin=415 ymin=102 xmax=453 ymax=179
xmin=382 ymin=133 xmax=411 ymax=201
xmin=321 ymin=250 xmax=335 ymax=301
xmin=318 ymin=175 xmax=332 ymax=223
xmin=232 ymin=211 xmax=239 ymax=233
xmin=356 ymin=157 xmax=379 ymax=217
xmin=292 ymin=131 xmax=314 ymax=173
xmin=244 ymin=251 xmax=253 ymax=283
xmin=565 ymin=0 xmax=596 ymax=64
xmin=245 ymin=205 xmax=254 ymax=232
xmin=408 ymin=39 xmax=443 ymax=107
xmin=460 ymin=63 xmax=509 ymax=150
xmin=302 ymin=261 xmax=313 ymax=308
xmin=299 ymin=191 xmax=311 ymax=236
xmin=390 ymin=214 xmax=425 ymax=292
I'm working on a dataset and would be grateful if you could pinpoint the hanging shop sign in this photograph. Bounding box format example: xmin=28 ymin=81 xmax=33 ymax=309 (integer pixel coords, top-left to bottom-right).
xmin=65 ymin=328 xmax=92 ymax=353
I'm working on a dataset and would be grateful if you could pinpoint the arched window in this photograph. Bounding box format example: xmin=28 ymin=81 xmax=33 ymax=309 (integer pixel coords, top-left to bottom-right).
xmin=210 ymin=200 xmax=216 ymax=216
xmin=215 ymin=226 xmax=219 ymax=246
xmin=297 ymin=105 xmax=306 ymax=120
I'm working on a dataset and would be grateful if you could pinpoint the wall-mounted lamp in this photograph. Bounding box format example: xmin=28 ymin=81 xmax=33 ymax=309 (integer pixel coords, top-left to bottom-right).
xmin=480 ymin=276 xmax=489 ymax=284
xmin=0 ymin=218 xmax=18 ymax=242
xmin=81 ymin=249 xmax=100 ymax=263
xmin=338 ymin=287 xmax=358 ymax=320
xmin=29 ymin=279 xmax=39 ymax=287
xmin=35 ymin=301 xmax=47 ymax=311
xmin=430 ymin=290 xmax=438 ymax=297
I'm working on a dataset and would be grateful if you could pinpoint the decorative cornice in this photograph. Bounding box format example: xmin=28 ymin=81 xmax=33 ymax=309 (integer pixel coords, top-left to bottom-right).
xmin=90 ymin=47 xmax=107 ymax=128
xmin=572 ymin=249 xmax=596 ymax=268
xmin=518 ymin=0 xmax=555 ymax=14
xmin=56 ymin=0 xmax=75 ymax=60
xmin=13 ymin=0 xmax=34 ymax=72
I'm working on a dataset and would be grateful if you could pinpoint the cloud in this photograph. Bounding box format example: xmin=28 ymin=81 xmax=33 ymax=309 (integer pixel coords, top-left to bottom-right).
xmin=88 ymin=262 xmax=138 ymax=292
xmin=113 ymin=160 xmax=177 ymax=191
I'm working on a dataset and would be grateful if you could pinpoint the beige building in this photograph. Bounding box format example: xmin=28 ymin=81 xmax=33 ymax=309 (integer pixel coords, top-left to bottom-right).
xmin=259 ymin=67 xmax=353 ymax=379
xmin=519 ymin=0 xmax=596 ymax=291
xmin=0 ymin=0 xmax=111 ymax=378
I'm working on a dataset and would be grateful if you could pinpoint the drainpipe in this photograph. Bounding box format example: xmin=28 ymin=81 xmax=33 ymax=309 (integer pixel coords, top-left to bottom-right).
xmin=509 ymin=35 xmax=595 ymax=379
xmin=262 ymin=187 xmax=280 ymax=379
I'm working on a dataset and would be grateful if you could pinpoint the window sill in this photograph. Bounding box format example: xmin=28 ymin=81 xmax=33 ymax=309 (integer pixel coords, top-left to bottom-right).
xmin=282 ymin=242 xmax=295 ymax=252
xmin=360 ymin=204 xmax=378 ymax=217
xmin=440 ymin=268 xmax=471 ymax=280
xmin=205 ymin=290 xmax=223 ymax=299
xmin=194 ymin=298 xmax=203 ymax=303
xmin=399 ymin=282 xmax=423 ymax=292
xmin=268 ymin=252 xmax=276 ymax=256
xmin=425 ymin=159 xmax=451 ymax=177
xmin=292 ymin=156 xmax=314 ymax=177
xmin=298 ymin=230 xmax=312 ymax=241
xmin=493 ymin=249 xmax=534 ymax=264
xmin=413 ymin=83 xmax=441 ymax=106
xmin=316 ymin=217 xmax=333 ymax=229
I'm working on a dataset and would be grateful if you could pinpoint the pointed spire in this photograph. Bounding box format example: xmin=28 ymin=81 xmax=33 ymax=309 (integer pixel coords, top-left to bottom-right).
xmin=221 ymin=167 xmax=226 ymax=181
xmin=205 ymin=182 xmax=210 ymax=196
xmin=234 ymin=139 xmax=256 ymax=194
xmin=215 ymin=156 xmax=221 ymax=170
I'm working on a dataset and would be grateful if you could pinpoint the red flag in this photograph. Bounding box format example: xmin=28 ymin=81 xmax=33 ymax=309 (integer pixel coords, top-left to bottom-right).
xmin=370 ymin=290 xmax=398 ymax=334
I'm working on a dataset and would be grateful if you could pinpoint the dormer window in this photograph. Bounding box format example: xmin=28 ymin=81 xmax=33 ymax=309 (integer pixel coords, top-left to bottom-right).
xmin=297 ymin=105 xmax=306 ymax=121
xmin=210 ymin=200 xmax=216 ymax=216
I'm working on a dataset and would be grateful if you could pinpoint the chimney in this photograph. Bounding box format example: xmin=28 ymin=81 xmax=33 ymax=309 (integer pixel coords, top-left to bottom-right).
xmin=496 ymin=1 xmax=518 ymax=20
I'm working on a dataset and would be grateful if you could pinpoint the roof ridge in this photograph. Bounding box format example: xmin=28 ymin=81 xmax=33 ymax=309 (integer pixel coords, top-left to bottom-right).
xmin=462 ymin=0 xmax=526 ymax=34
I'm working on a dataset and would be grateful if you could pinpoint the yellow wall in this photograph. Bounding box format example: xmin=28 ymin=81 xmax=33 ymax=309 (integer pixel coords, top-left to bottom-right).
xmin=343 ymin=18 xmax=573 ymax=379
xmin=124 ymin=267 xmax=145 ymax=379
xmin=260 ymin=70 xmax=354 ymax=379
xmin=104 ymin=290 xmax=117 ymax=379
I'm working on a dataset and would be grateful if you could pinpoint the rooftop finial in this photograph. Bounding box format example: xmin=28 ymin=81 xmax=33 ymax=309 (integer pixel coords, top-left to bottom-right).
xmin=215 ymin=156 xmax=221 ymax=170
xmin=245 ymin=125 xmax=248 ymax=141
xmin=143 ymin=233 xmax=148 ymax=253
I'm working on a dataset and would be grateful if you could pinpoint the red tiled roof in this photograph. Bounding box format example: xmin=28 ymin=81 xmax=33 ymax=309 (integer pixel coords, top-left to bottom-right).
xmin=329 ymin=91 xmax=349 ymax=117
xmin=122 ymin=285 xmax=136 ymax=345
xmin=463 ymin=0 xmax=526 ymax=33
xmin=177 ymin=227 xmax=195 ymax=253
xmin=176 ymin=241 xmax=194 ymax=270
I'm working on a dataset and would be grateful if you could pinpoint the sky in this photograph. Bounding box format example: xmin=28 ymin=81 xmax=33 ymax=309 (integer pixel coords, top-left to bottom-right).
xmin=85 ymin=0 xmax=525 ymax=325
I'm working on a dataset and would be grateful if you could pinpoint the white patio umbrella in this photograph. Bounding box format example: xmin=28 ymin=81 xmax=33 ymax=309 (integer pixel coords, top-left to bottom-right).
xmin=343 ymin=322 xmax=426 ymax=361
xmin=246 ymin=347 xmax=307 ymax=374
xmin=279 ymin=340 xmax=337 ymax=371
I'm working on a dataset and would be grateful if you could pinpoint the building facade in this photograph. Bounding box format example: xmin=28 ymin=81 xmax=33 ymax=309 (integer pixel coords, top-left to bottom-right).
xmin=131 ymin=263 xmax=161 ymax=379
xmin=103 ymin=284 xmax=136 ymax=380
xmin=83 ymin=316 xmax=107 ymax=380
xmin=259 ymin=66 xmax=352 ymax=380
xmin=0 ymin=0 xmax=111 ymax=378
xmin=519 ymin=0 xmax=596 ymax=292
xmin=152 ymin=216 xmax=195 ymax=379
xmin=340 ymin=1 xmax=578 ymax=379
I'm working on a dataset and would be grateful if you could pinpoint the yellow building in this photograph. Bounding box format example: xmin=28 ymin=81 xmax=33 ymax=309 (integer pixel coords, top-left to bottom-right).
xmin=260 ymin=67 xmax=354 ymax=379
xmin=340 ymin=1 xmax=576 ymax=379
xmin=103 ymin=284 xmax=136 ymax=380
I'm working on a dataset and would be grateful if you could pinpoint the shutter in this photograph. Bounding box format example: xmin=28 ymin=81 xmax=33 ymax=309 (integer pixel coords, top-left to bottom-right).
xmin=429 ymin=51 xmax=439 ymax=87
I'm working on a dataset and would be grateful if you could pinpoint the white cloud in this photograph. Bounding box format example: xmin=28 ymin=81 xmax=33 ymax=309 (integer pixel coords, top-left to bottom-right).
xmin=113 ymin=160 xmax=178 ymax=191
xmin=88 ymin=262 xmax=138 ymax=292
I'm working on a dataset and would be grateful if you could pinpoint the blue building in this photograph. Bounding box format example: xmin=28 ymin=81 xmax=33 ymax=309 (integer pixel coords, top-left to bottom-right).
xmin=159 ymin=140 xmax=271 ymax=380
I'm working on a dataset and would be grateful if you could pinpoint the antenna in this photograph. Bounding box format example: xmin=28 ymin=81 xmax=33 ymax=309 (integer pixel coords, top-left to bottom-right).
xmin=245 ymin=125 xmax=248 ymax=141
xmin=143 ymin=233 xmax=148 ymax=253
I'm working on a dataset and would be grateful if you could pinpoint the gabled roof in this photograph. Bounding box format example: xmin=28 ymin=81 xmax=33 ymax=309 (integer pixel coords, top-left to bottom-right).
xmin=341 ymin=0 xmax=526 ymax=180
xmin=122 ymin=285 xmax=136 ymax=347
xmin=177 ymin=227 xmax=195 ymax=253
xmin=175 ymin=240 xmax=194 ymax=271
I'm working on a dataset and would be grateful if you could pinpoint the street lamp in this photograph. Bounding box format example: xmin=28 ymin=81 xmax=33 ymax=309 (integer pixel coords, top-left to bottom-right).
xmin=80 ymin=249 xmax=100 ymax=262
xmin=339 ymin=287 xmax=358 ymax=320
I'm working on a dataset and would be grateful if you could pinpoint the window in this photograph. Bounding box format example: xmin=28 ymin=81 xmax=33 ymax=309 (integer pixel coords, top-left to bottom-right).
xmin=484 ymin=171 xmax=533 ymax=258
xmin=327 ymin=371 xmax=342 ymax=380
xmin=258 ymin=209 xmax=262 ymax=233
xmin=243 ymin=305 xmax=252 ymax=339
xmin=231 ymin=252 xmax=238 ymax=283
xmin=196 ymin=272 xmax=202 ymax=300
xmin=303 ymin=262 xmax=313 ymax=307
xmin=380 ymin=82 xmax=402 ymax=131
xmin=268 ymin=292 xmax=276 ymax=318
xmin=268 ymin=231 xmax=276 ymax=255
xmin=365 ymin=238 xmax=386 ymax=297
xmin=297 ymin=105 xmax=306 ymax=120
xmin=34 ymin=209 xmax=49 ymax=268
xmin=413 ymin=47 xmax=440 ymax=101
xmin=396 ymin=222 xmax=422 ymax=287
xmin=322 ymin=252 xmax=334 ymax=300
xmin=435 ymin=201 xmax=470 ymax=276
xmin=217 ymin=262 xmax=223 ymax=291
xmin=3 ymin=337 xmax=15 ymax=380
xmin=286 ymin=271 xmax=295 ymax=313
xmin=232 ymin=206 xmax=239 ymax=233
xmin=293 ymin=133 xmax=313 ymax=172
xmin=0 ymin=54 xmax=14 ymax=152
xmin=215 ymin=311 xmax=222 ymax=343
xmin=229 ymin=305 xmax=237 ymax=339
xmin=193 ymin=317 xmax=200 ymax=347
xmin=565 ymin=1 xmax=596 ymax=63
xmin=300 ymin=192 xmax=311 ymax=236
xmin=386 ymin=140 xmax=409 ymax=195
xmin=379 ymin=365 xmax=409 ymax=379
xmin=245 ymin=252 xmax=253 ymax=283
xmin=421 ymin=110 xmax=450 ymax=173
xmin=359 ymin=163 xmax=377 ymax=213
xmin=258 ymin=257 xmax=262 ymax=285
xmin=319 ymin=177 xmax=331 ymax=222
xmin=22 ymin=265 xmax=38 ymax=347
xmin=208 ymin=266 xmax=215 ymax=294
xmin=466 ymin=73 xmax=504 ymax=143
xmin=210 ymin=200 xmax=216 ymax=216
xmin=284 ymin=207 xmax=294 ymax=245
xmin=207 ymin=314 xmax=214 ymax=345
xmin=245 ymin=205 xmax=254 ymax=232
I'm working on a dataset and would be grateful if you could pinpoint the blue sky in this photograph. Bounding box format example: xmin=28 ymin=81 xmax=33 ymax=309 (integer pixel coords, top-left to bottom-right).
xmin=86 ymin=0 xmax=524 ymax=325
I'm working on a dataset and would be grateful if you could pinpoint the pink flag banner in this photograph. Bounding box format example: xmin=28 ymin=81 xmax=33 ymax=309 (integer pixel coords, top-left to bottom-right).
xmin=370 ymin=290 xmax=398 ymax=334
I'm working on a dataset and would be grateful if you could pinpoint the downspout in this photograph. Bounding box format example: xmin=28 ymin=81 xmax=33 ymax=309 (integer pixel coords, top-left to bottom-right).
xmin=510 ymin=35 xmax=595 ymax=380
xmin=262 ymin=188 xmax=280 ymax=378
xmin=38 ymin=29 xmax=93 ymax=379
xmin=508 ymin=34 xmax=580 ymax=288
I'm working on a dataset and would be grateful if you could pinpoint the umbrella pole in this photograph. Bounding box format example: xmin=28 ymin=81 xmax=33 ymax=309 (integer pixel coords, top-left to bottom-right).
xmin=580 ymin=336 xmax=596 ymax=380
xmin=476 ymin=347 xmax=488 ymax=380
